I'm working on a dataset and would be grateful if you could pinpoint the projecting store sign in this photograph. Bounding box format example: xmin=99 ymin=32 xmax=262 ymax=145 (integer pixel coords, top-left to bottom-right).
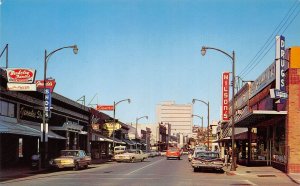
xmin=275 ymin=35 xmax=286 ymax=91
xmin=44 ymin=88 xmax=52 ymax=119
xmin=222 ymin=72 xmax=230 ymax=121
xmin=36 ymin=79 xmax=56 ymax=92
xmin=6 ymin=68 xmax=36 ymax=83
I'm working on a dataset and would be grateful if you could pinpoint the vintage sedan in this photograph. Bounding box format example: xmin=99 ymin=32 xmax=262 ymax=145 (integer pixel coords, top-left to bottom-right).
xmin=166 ymin=147 xmax=181 ymax=160
xmin=114 ymin=150 xmax=148 ymax=162
xmin=49 ymin=150 xmax=91 ymax=170
xmin=191 ymin=151 xmax=224 ymax=172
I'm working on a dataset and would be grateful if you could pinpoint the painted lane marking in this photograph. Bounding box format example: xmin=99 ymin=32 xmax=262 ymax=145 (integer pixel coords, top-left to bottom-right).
xmin=126 ymin=158 xmax=165 ymax=175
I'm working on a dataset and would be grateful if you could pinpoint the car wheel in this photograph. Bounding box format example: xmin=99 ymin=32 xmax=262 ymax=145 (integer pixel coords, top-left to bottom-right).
xmin=193 ymin=168 xmax=197 ymax=172
xmin=178 ymin=157 xmax=180 ymax=160
xmin=130 ymin=157 xmax=135 ymax=163
xmin=84 ymin=164 xmax=88 ymax=169
xmin=73 ymin=163 xmax=79 ymax=171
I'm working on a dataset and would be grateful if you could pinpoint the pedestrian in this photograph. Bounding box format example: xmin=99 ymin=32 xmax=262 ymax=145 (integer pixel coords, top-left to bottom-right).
xmin=228 ymin=147 xmax=232 ymax=163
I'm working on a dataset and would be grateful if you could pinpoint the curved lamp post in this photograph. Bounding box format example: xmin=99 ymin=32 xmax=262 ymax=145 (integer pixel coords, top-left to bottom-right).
xmin=192 ymin=99 xmax=210 ymax=150
xmin=112 ymin=99 xmax=131 ymax=149
xmin=201 ymin=46 xmax=236 ymax=171
xmin=191 ymin=114 xmax=203 ymax=131
xmin=135 ymin=115 xmax=148 ymax=150
xmin=42 ymin=45 xmax=78 ymax=168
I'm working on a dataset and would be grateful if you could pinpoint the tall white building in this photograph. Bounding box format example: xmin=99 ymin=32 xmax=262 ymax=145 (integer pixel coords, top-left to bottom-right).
xmin=156 ymin=101 xmax=193 ymax=147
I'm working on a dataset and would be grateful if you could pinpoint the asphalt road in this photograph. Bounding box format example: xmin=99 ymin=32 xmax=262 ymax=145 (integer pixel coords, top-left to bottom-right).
xmin=1 ymin=155 xmax=298 ymax=186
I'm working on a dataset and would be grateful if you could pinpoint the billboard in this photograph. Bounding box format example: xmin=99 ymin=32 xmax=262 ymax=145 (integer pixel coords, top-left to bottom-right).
xmin=222 ymin=72 xmax=230 ymax=121
xmin=6 ymin=68 xmax=36 ymax=83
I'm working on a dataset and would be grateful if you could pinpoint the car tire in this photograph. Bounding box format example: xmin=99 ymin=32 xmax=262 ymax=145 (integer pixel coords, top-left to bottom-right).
xmin=178 ymin=157 xmax=180 ymax=160
xmin=84 ymin=164 xmax=88 ymax=169
xmin=73 ymin=163 xmax=79 ymax=171
xmin=193 ymin=168 xmax=198 ymax=172
xmin=130 ymin=157 xmax=135 ymax=163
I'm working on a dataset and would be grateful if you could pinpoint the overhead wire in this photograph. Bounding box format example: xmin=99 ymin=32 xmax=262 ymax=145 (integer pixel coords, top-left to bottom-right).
xmin=238 ymin=0 xmax=300 ymax=79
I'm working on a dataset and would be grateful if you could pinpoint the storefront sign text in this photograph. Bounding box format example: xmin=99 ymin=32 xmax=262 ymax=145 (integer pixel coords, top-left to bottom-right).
xmin=7 ymin=83 xmax=37 ymax=91
xmin=275 ymin=35 xmax=286 ymax=91
xmin=222 ymin=72 xmax=230 ymax=121
xmin=6 ymin=68 xmax=36 ymax=83
xmin=36 ymin=79 xmax=56 ymax=92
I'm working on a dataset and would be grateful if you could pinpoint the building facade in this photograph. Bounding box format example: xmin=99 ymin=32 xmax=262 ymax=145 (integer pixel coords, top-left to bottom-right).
xmin=156 ymin=101 xmax=193 ymax=147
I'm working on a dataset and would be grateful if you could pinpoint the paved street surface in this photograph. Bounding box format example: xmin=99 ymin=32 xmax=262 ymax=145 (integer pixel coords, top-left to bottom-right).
xmin=1 ymin=156 xmax=299 ymax=186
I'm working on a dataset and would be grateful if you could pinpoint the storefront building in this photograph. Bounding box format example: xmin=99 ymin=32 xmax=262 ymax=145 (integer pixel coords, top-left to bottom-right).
xmin=0 ymin=68 xmax=90 ymax=169
xmin=219 ymin=46 xmax=300 ymax=173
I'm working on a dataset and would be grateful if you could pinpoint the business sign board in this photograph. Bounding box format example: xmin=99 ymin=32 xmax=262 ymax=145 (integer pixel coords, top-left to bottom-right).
xmin=96 ymin=105 xmax=114 ymax=111
xmin=6 ymin=68 xmax=36 ymax=83
xmin=44 ymin=88 xmax=52 ymax=118
xmin=35 ymin=79 xmax=56 ymax=92
xmin=270 ymin=89 xmax=288 ymax=99
xmin=250 ymin=62 xmax=276 ymax=98
xmin=275 ymin=35 xmax=286 ymax=91
xmin=7 ymin=83 xmax=37 ymax=91
xmin=222 ymin=72 xmax=230 ymax=121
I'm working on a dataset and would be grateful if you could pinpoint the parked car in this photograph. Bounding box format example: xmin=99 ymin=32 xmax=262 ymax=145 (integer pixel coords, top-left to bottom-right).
xmin=191 ymin=151 xmax=224 ymax=172
xmin=160 ymin=150 xmax=167 ymax=156
xmin=114 ymin=150 xmax=148 ymax=162
xmin=49 ymin=150 xmax=91 ymax=171
xmin=166 ymin=147 xmax=181 ymax=160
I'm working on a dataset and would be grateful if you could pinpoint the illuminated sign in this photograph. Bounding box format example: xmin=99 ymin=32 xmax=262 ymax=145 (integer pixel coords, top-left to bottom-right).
xmin=6 ymin=68 xmax=36 ymax=83
xmin=96 ymin=105 xmax=114 ymax=111
xmin=275 ymin=35 xmax=286 ymax=91
xmin=222 ymin=72 xmax=230 ymax=121
xmin=36 ymin=79 xmax=56 ymax=92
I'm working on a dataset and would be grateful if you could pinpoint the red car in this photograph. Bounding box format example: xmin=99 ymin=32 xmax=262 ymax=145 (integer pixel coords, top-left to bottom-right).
xmin=166 ymin=147 xmax=181 ymax=160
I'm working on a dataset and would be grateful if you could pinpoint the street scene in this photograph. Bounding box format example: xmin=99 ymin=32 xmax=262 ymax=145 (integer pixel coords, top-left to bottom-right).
xmin=1 ymin=0 xmax=300 ymax=185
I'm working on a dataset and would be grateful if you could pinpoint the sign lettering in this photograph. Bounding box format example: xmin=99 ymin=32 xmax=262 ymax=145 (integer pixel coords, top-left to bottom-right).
xmin=222 ymin=72 xmax=230 ymax=121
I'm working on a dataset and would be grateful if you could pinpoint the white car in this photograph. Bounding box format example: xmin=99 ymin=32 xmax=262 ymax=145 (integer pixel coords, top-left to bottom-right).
xmin=114 ymin=150 xmax=148 ymax=162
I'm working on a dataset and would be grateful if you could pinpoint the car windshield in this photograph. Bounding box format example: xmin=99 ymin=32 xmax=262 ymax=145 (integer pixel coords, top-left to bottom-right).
xmin=195 ymin=152 xmax=219 ymax=160
xmin=61 ymin=151 xmax=79 ymax=157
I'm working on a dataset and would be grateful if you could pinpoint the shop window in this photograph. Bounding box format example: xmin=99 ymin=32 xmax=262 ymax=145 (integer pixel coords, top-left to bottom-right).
xmin=0 ymin=100 xmax=16 ymax=118
xmin=273 ymin=123 xmax=286 ymax=164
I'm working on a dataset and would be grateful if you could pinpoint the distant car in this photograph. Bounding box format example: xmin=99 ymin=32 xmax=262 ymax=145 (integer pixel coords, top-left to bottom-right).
xmin=191 ymin=151 xmax=224 ymax=172
xmin=49 ymin=150 xmax=91 ymax=171
xmin=114 ymin=150 xmax=148 ymax=162
xmin=166 ymin=147 xmax=181 ymax=160
xmin=160 ymin=150 xmax=167 ymax=156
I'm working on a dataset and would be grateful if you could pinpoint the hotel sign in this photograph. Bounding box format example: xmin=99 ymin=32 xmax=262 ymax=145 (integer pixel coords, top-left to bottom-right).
xmin=6 ymin=68 xmax=36 ymax=83
xmin=222 ymin=72 xmax=230 ymax=121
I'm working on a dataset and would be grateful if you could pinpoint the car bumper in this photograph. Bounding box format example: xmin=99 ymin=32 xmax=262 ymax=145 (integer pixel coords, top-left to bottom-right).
xmin=51 ymin=163 xmax=75 ymax=168
xmin=192 ymin=163 xmax=223 ymax=169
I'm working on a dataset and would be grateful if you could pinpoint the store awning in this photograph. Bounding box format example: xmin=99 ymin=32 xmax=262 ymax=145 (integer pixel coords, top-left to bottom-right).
xmin=235 ymin=110 xmax=287 ymax=128
xmin=51 ymin=121 xmax=84 ymax=132
xmin=91 ymin=133 xmax=113 ymax=142
xmin=123 ymin=139 xmax=135 ymax=145
xmin=0 ymin=120 xmax=66 ymax=140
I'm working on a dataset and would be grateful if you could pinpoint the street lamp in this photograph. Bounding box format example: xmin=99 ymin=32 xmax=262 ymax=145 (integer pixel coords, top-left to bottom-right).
xmin=112 ymin=99 xmax=131 ymax=149
xmin=192 ymin=99 xmax=210 ymax=149
xmin=191 ymin=114 xmax=203 ymax=131
xmin=41 ymin=45 xmax=78 ymax=168
xmin=135 ymin=115 xmax=148 ymax=150
xmin=201 ymin=46 xmax=236 ymax=171
xmin=0 ymin=44 xmax=8 ymax=68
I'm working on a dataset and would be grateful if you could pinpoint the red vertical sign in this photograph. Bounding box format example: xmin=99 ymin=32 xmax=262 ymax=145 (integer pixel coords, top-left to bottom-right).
xmin=222 ymin=72 xmax=230 ymax=121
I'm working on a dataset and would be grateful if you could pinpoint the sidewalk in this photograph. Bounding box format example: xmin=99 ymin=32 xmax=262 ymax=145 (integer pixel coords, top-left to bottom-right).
xmin=0 ymin=158 xmax=111 ymax=182
xmin=223 ymin=164 xmax=300 ymax=185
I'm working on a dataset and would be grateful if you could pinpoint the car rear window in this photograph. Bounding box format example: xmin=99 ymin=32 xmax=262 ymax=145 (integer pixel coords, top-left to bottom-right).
xmin=168 ymin=147 xmax=179 ymax=152
xmin=195 ymin=152 xmax=219 ymax=159
xmin=61 ymin=151 xmax=78 ymax=156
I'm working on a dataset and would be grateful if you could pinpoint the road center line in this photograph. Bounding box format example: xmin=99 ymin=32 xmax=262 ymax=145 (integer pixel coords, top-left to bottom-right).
xmin=126 ymin=158 xmax=165 ymax=175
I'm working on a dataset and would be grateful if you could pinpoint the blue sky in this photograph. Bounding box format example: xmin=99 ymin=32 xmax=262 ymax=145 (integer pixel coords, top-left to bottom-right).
xmin=1 ymin=0 xmax=300 ymax=126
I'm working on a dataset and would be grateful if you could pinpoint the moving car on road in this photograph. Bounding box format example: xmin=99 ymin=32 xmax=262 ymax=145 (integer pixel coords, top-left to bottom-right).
xmin=49 ymin=150 xmax=91 ymax=171
xmin=114 ymin=150 xmax=148 ymax=162
xmin=166 ymin=147 xmax=181 ymax=160
xmin=191 ymin=151 xmax=224 ymax=172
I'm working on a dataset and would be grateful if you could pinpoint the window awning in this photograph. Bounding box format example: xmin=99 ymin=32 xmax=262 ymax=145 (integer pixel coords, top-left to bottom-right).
xmin=123 ymin=139 xmax=135 ymax=145
xmin=0 ymin=120 xmax=66 ymax=140
xmin=91 ymin=133 xmax=113 ymax=142
xmin=235 ymin=110 xmax=287 ymax=128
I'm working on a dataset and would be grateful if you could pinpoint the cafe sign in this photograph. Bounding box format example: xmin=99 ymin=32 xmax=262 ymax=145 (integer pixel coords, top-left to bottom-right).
xmin=6 ymin=68 xmax=36 ymax=83
xmin=36 ymin=79 xmax=56 ymax=92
